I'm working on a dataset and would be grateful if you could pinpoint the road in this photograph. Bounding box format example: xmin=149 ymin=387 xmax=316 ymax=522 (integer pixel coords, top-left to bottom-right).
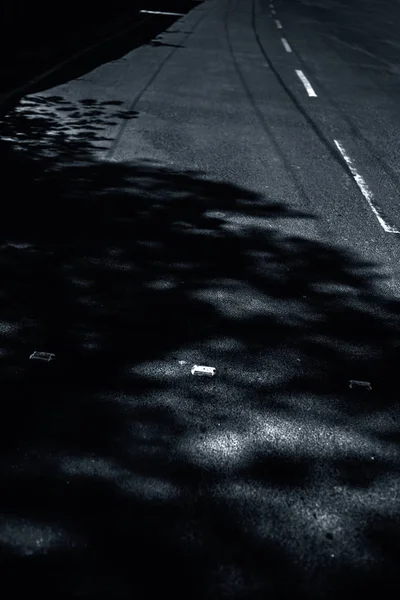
xmin=0 ymin=0 xmax=399 ymax=598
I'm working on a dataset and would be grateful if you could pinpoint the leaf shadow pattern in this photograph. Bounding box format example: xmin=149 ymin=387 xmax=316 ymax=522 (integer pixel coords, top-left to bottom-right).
xmin=0 ymin=94 xmax=399 ymax=599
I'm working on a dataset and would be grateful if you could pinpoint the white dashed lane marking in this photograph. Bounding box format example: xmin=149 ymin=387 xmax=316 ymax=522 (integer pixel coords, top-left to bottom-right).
xmin=281 ymin=37 xmax=292 ymax=52
xmin=295 ymin=69 xmax=317 ymax=97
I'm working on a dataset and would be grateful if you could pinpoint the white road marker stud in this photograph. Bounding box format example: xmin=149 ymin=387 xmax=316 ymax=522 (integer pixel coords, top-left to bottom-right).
xmin=139 ymin=10 xmax=185 ymax=16
xmin=191 ymin=365 xmax=216 ymax=377
xmin=295 ymin=70 xmax=317 ymax=97
xmin=334 ymin=140 xmax=400 ymax=233
xmin=281 ymin=38 xmax=292 ymax=52
xmin=275 ymin=20 xmax=283 ymax=29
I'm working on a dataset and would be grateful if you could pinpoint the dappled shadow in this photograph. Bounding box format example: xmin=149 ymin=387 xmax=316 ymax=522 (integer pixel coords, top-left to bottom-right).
xmin=0 ymin=91 xmax=399 ymax=598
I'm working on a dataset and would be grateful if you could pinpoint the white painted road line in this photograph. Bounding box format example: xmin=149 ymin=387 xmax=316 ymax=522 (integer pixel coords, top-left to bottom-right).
xmin=334 ymin=140 xmax=400 ymax=234
xmin=281 ymin=38 xmax=292 ymax=52
xmin=275 ymin=19 xmax=283 ymax=29
xmin=271 ymin=8 xmax=276 ymax=14
xmin=295 ymin=69 xmax=317 ymax=97
xmin=139 ymin=10 xmax=185 ymax=16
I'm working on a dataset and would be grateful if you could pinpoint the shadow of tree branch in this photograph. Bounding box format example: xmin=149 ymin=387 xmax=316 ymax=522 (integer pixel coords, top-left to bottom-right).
xmin=0 ymin=91 xmax=399 ymax=598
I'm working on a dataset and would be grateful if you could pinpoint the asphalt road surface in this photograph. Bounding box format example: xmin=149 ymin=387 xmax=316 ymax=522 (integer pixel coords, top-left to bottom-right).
xmin=0 ymin=1 xmax=400 ymax=598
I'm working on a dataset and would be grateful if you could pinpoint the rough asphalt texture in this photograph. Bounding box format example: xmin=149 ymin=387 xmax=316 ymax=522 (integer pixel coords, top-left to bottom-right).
xmin=0 ymin=1 xmax=399 ymax=598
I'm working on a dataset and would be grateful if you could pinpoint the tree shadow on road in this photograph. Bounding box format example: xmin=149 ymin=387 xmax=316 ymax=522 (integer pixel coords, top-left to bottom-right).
xmin=0 ymin=93 xmax=399 ymax=599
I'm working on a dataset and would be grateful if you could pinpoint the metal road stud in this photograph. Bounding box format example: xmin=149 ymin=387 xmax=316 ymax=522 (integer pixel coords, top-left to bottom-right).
xmin=348 ymin=379 xmax=372 ymax=391
xmin=29 ymin=351 xmax=55 ymax=362
xmin=191 ymin=365 xmax=216 ymax=377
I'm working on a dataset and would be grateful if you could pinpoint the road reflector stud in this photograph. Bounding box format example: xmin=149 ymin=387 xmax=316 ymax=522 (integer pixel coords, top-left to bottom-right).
xmin=191 ymin=365 xmax=216 ymax=377
xmin=29 ymin=351 xmax=56 ymax=362
xmin=348 ymin=379 xmax=372 ymax=391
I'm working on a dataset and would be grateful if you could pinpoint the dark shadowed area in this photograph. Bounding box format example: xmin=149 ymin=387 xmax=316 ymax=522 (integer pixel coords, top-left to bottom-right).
xmin=0 ymin=1 xmax=198 ymax=98
xmin=0 ymin=90 xmax=399 ymax=599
